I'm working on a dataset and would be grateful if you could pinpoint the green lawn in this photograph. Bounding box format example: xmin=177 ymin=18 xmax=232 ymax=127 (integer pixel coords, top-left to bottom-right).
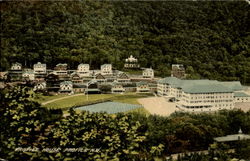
xmin=124 ymin=69 xmax=142 ymax=75
xmin=41 ymin=94 xmax=113 ymax=109
xmin=34 ymin=93 xmax=69 ymax=104
xmin=39 ymin=93 xmax=153 ymax=112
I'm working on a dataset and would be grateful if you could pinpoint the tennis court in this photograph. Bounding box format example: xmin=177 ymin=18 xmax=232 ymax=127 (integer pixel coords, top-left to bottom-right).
xmin=75 ymin=101 xmax=142 ymax=114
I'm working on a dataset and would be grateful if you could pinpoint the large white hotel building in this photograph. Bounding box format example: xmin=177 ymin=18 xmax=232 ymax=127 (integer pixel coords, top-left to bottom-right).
xmin=157 ymin=77 xmax=250 ymax=112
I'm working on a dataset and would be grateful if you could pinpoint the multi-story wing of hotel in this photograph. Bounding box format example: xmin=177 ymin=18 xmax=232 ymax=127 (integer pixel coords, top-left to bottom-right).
xmin=157 ymin=77 xmax=250 ymax=112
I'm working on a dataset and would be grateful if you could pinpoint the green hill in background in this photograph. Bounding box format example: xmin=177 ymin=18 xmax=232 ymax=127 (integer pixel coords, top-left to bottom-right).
xmin=1 ymin=1 xmax=249 ymax=83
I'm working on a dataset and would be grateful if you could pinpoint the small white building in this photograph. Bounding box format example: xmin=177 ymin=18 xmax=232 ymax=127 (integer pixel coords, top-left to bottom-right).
xmin=34 ymin=82 xmax=46 ymax=91
xmin=111 ymin=83 xmax=125 ymax=94
xmin=22 ymin=70 xmax=35 ymax=81
xmin=136 ymin=82 xmax=150 ymax=93
xmin=11 ymin=62 xmax=22 ymax=70
xmin=33 ymin=62 xmax=46 ymax=74
xmin=77 ymin=64 xmax=90 ymax=77
xmin=124 ymin=55 xmax=140 ymax=68
xmin=54 ymin=63 xmax=68 ymax=75
xmin=126 ymin=55 xmax=138 ymax=63
xmin=143 ymin=68 xmax=154 ymax=78
xmin=101 ymin=64 xmax=112 ymax=75
xmin=59 ymin=81 xmax=73 ymax=93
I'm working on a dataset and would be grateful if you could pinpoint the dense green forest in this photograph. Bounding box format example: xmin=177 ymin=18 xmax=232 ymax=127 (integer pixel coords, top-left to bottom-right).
xmin=1 ymin=1 xmax=250 ymax=83
xmin=1 ymin=86 xmax=250 ymax=160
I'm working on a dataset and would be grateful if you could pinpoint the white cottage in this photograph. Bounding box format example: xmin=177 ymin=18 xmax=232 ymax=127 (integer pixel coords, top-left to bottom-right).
xmin=101 ymin=64 xmax=112 ymax=75
xmin=136 ymin=82 xmax=150 ymax=93
xmin=59 ymin=81 xmax=73 ymax=93
xmin=34 ymin=82 xmax=46 ymax=91
xmin=34 ymin=62 xmax=46 ymax=74
xmin=111 ymin=83 xmax=125 ymax=94
xmin=143 ymin=68 xmax=154 ymax=78
xmin=54 ymin=63 xmax=68 ymax=75
xmin=77 ymin=64 xmax=90 ymax=77
xmin=124 ymin=55 xmax=140 ymax=68
xmin=11 ymin=62 xmax=22 ymax=70
xmin=22 ymin=70 xmax=35 ymax=81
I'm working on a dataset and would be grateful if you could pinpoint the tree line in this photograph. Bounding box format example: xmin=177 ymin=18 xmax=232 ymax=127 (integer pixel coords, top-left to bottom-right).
xmin=1 ymin=86 xmax=250 ymax=160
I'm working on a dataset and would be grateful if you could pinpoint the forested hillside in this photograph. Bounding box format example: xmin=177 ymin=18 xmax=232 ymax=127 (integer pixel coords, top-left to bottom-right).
xmin=1 ymin=1 xmax=250 ymax=83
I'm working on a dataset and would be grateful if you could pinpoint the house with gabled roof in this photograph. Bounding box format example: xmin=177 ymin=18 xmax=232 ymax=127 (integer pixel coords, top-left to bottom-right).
xmin=11 ymin=62 xmax=22 ymax=71
xmin=45 ymin=73 xmax=60 ymax=92
xmin=22 ymin=70 xmax=35 ymax=81
xmin=111 ymin=82 xmax=125 ymax=94
xmin=53 ymin=63 xmax=70 ymax=81
xmin=77 ymin=64 xmax=90 ymax=77
xmin=9 ymin=62 xmax=23 ymax=81
xmin=124 ymin=55 xmax=140 ymax=69
xmin=101 ymin=64 xmax=112 ymax=75
xmin=34 ymin=62 xmax=46 ymax=74
xmin=73 ymin=84 xmax=86 ymax=93
xmin=136 ymin=82 xmax=150 ymax=93
xmin=54 ymin=63 xmax=68 ymax=75
xmin=116 ymin=72 xmax=130 ymax=83
xmin=143 ymin=68 xmax=154 ymax=79
xmin=59 ymin=81 xmax=73 ymax=94
xmin=95 ymin=73 xmax=106 ymax=83
xmin=34 ymin=82 xmax=46 ymax=91
xmin=71 ymin=72 xmax=83 ymax=84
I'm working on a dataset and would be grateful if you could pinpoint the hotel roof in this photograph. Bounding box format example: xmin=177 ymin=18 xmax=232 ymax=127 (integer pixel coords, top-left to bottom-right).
xmin=234 ymin=92 xmax=250 ymax=97
xmin=221 ymin=81 xmax=243 ymax=91
xmin=137 ymin=81 xmax=149 ymax=86
xmin=78 ymin=64 xmax=89 ymax=67
xmin=158 ymin=77 xmax=242 ymax=94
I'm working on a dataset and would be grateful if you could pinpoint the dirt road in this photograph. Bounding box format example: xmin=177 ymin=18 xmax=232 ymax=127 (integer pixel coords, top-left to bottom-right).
xmin=138 ymin=97 xmax=178 ymax=116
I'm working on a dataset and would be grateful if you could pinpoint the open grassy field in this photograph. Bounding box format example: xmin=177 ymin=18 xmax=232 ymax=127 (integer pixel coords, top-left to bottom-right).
xmin=34 ymin=93 xmax=70 ymax=104
xmin=123 ymin=69 xmax=142 ymax=75
xmin=36 ymin=93 xmax=153 ymax=112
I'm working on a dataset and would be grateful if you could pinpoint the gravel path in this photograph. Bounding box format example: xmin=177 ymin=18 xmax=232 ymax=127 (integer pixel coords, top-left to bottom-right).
xmin=138 ymin=96 xmax=178 ymax=116
xmin=41 ymin=93 xmax=85 ymax=105
xmin=234 ymin=102 xmax=250 ymax=112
